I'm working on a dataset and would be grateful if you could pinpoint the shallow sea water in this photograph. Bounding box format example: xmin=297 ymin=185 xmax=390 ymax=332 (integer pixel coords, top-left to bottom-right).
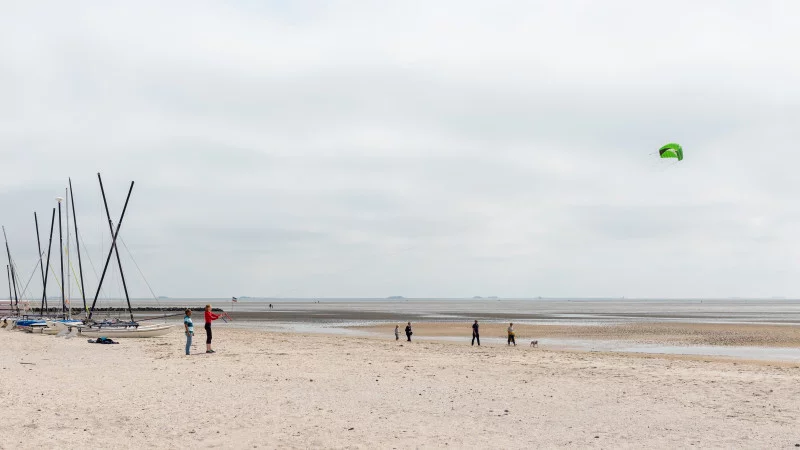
xmin=132 ymin=297 xmax=800 ymax=362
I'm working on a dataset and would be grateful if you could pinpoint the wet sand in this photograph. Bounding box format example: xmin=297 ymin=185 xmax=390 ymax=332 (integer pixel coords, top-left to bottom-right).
xmin=355 ymin=322 xmax=800 ymax=347
xmin=214 ymin=298 xmax=800 ymax=326
xmin=2 ymin=327 xmax=799 ymax=448
xmin=223 ymin=308 xmax=800 ymax=325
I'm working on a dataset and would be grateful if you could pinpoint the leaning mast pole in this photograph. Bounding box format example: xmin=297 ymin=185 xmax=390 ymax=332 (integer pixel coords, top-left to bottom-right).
xmin=6 ymin=265 xmax=11 ymax=313
xmin=65 ymin=187 xmax=70 ymax=319
xmin=42 ymin=209 xmax=56 ymax=314
xmin=57 ymin=197 xmax=66 ymax=318
xmin=68 ymin=178 xmax=87 ymax=315
xmin=34 ymin=212 xmax=45 ymax=315
xmin=88 ymin=179 xmax=134 ymax=322
xmin=97 ymin=174 xmax=134 ymax=322
xmin=34 ymin=212 xmax=45 ymax=293
xmin=2 ymin=226 xmax=19 ymax=315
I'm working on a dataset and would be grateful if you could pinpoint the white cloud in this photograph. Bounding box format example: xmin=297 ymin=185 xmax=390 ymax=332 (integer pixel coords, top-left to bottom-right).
xmin=1 ymin=0 xmax=799 ymax=298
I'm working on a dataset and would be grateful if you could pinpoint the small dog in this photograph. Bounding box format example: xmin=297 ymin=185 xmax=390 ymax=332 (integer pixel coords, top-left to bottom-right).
xmin=530 ymin=340 xmax=538 ymax=347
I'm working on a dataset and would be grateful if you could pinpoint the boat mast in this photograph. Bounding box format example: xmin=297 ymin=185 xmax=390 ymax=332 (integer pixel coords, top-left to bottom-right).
xmin=88 ymin=178 xmax=134 ymax=322
xmin=65 ymin=188 xmax=70 ymax=319
xmin=57 ymin=197 xmax=66 ymax=318
xmin=97 ymin=174 xmax=133 ymax=322
xmin=64 ymin=188 xmax=72 ymax=319
xmin=5 ymin=265 xmax=11 ymax=314
xmin=34 ymin=212 xmax=45 ymax=315
xmin=42 ymin=209 xmax=56 ymax=315
xmin=68 ymin=178 xmax=87 ymax=315
xmin=2 ymin=226 xmax=19 ymax=315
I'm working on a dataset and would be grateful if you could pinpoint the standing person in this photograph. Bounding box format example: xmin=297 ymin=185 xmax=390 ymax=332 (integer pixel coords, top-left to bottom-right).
xmin=405 ymin=322 xmax=412 ymax=342
xmin=394 ymin=324 xmax=400 ymax=341
xmin=507 ymin=322 xmax=516 ymax=346
xmin=204 ymin=304 xmax=221 ymax=354
xmin=471 ymin=320 xmax=480 ymax=346
xmin=183 ymin=309 xmax=194 ymax=355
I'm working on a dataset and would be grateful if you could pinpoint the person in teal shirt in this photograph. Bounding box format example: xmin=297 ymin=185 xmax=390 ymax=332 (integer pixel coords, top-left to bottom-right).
xmin=184 ymin=309 xmax=194 ymax=355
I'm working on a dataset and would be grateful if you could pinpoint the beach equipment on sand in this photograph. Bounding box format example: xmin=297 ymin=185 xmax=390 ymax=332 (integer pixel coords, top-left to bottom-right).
xmin=74 ymin=174 xmax=173 ymax=337
xmin=5 ymin=173 xmax=174 ymax=338
xmin=54 ymin=320 xmax=172 ymax=338
xmin=88 ymin=337 xmax=118 ymax=344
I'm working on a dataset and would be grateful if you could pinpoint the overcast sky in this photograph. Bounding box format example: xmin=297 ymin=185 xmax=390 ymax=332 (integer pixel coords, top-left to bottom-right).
xmin=1 ymin=1 xmax=799 ymax=299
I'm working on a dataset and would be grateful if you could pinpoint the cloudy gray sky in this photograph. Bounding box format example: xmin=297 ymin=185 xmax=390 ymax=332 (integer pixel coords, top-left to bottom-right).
xmin=1 ymin=1 xmax=799 ymax=299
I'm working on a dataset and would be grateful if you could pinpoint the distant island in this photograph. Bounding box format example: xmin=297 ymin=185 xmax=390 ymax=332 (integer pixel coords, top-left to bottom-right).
xmin=158 ymin=296 xmax=169 ymax=299
xmin=387 ymin=296 xmax=405 ymax=299
xmin=473 ymin=296 xmax=483 ymax=299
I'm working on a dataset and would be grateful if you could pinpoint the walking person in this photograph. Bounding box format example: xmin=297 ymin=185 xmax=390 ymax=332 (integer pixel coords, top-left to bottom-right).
xmin=183 ymin=309 xmax=194 ymax=355
xmin=471 ymin=320 xmax=480 ymax=346
xmin=204 ymin=304 xmax=221 ymax=353
xmin=394 ymin=324 xmax=400 ymax=341
xmin=507 ymin=322 xmax=516 ymax=346
xmin=405 ymin=322 xmax=413 ymax=342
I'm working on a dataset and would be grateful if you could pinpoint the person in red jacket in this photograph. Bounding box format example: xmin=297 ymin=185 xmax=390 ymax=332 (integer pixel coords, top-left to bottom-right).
xmin=204 ymin=304 xmax=221 ymax=354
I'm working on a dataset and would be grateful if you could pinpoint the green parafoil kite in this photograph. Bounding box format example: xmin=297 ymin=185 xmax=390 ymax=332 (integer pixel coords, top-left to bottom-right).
xmin=658 ymin=143 xmax=683 ymax=161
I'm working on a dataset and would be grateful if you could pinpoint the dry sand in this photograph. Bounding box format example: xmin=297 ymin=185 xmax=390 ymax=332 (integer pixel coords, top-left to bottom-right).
xmin=2 ymin=327 xmax=800 ymax=449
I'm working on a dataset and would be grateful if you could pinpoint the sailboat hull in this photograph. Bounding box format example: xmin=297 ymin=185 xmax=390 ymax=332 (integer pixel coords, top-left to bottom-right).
xmin=18 ymin=319 xmax=82 ymax=333
xmin=72 ymin=323 xmax=174 ymax=338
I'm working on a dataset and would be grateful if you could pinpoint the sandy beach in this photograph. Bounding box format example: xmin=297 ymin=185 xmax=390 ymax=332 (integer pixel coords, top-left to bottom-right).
xmin=356 ymin=322 xmax=800 ymax=347
xmin=4 ymin=0 xmax=799 ymax=448
xmin=2 ymin=326 xmax=799 ymax=449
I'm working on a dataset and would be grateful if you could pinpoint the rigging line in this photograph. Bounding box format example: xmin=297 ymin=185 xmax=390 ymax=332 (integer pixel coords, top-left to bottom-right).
xmin=59 ymin=242 xmax=70 ymax=307
xmin=115 ymin=262 xmax=124 ymax=304
xmin=115 ymin=264 xmax=126 ymax=318
xmin=75 ymin=226 xmax=111 ymax=302
xmin=47 ymin=262 xmax=63 ymax=290
xmin=8 ymin=252 xmax=38 ymax=299
xmin=658 ymin=160 xmax=680 ymax=172
xmin=17 ymin=255 xmax=42 ymax=299
xmin=78 ymin=236 xmax=98 ymax=275
xmin=75 ymin=227 xmax=99 ymax=276
xmin=104 ymin=259 xmax=123 ymax=317
xmin=67 ymin=259 xmax=83 ymax=296
xmin=117 ymin=237 xmax=169 ymax=320
xmin=8 ymin=260 xmax=23 ymax=300
xmin=13 ymin=251 xmax=47 ymax=301
xmin=118 ymin=237 xmax=160 ymax=302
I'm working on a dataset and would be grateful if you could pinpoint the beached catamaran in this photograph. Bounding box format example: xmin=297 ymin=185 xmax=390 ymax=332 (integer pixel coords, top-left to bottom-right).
xmin=2 ymin=219 xmax=68 ymax=331
xmin=3 ymin=178 xmax=92 ymax=332
xmin=14 ymin=192 xmax=84 ymax=333
xmin=4 ymin=174 xmax=173 ymax=337
xmin=2 ymin=223 xmax=23 ymax=327
xmin=53 ymin=174 xmax=172 ymax=338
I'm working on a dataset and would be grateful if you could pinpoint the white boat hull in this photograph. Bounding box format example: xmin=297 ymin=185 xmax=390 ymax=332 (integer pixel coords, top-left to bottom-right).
xmin=30 ymin=320 xmax=83 ymax=335
xmin=75 ymin=324 xmax=174 ymax=338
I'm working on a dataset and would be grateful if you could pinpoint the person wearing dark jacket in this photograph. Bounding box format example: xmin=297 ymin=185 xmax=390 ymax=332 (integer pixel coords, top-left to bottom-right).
xmin=507 ymin=322 xmax=516 ymax=346
xmin=471 ymin=320 xmax=480 ymax=346
xmin=405 ymin=322 xmax=412 ymax=342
